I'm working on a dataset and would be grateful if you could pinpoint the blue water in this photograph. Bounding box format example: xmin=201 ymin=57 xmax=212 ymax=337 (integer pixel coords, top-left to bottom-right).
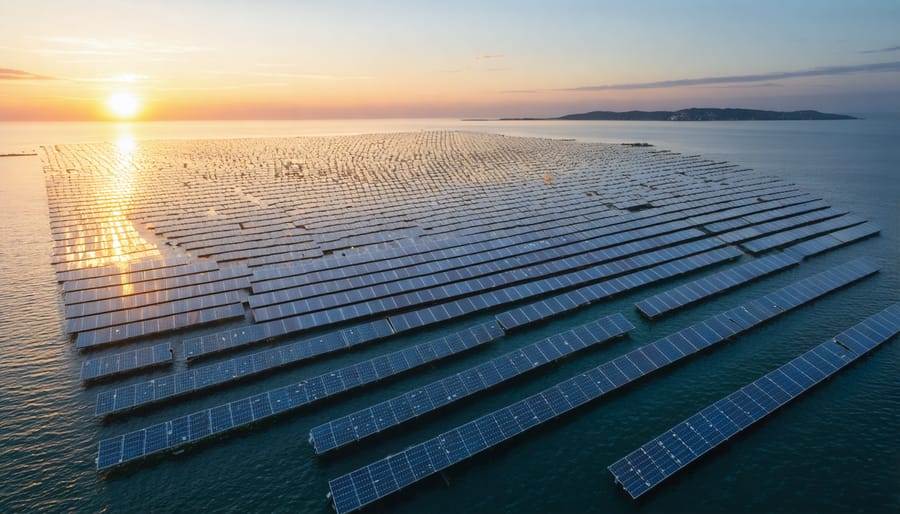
xmin=0 ymin=119 xmax=897 ymax=513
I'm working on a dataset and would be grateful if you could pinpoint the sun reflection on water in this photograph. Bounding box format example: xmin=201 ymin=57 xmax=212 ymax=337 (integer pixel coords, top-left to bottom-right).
xmin=63 ymin=126 xmax=161 ymax=274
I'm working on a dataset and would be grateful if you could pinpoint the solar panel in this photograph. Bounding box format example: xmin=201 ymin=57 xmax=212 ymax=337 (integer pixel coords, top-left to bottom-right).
xmin=75 ymin=303 xmax=246 ymax=350
xmin=635 ymin=253 xmax=800 ymax=319
xmin=741 ymin=214 xmax=866 ymax=254
xmin=251 ymin=227 xmax=706 ymax=324
xmin=309 ymin=313 xmax=633 ymax=455
xmin=609 ymin=303 xmax=900 ymax=499
xmin=492 ymin=245 xmax=740 ymax=331
xmin=783 ymin=222 xmax=881 ymax=260
xmin=80 ymin=343 xmax=173 ymax=381
xmin=392 ymin=243 xmax=738 ymax=334
xmin=95 ymin=321 xmax=503 ymax=467
xmin=324 ymin=258 xmax=878 ymax=514
xmin=182 ymin=318 xmax=393 ymax=361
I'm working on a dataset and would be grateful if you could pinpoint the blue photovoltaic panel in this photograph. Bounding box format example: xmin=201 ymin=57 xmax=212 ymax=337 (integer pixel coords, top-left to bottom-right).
xmin=97 ymin=322 xmax=395 ymax=417
xmin=95 ymin=321 xmax=503 ymax=469
xmin=80 ymin=342 xmax=173 ymax=381
xmin=783 ymin=222 xmax=880 ymax=260
xmin=741 ymin=214 xmax=866 ymax=254
xmin=309 ymin=313 xmax=633 ymax=454
xmin=635 ymin=252 xmax=799 ymax=319
xmin=325 ymin=258 xmax=879 ymax=514
xmin=496 ymin=246 xmax=742 ymax=331
xmin=609 ymin=303 xmax=900 ymax=499
xmin=75 ymin=302 xmax=246 ymax=349
xmin=395 ymin=243 xmax=740 ymax=334
xmin=182 ymin=318 xmax=393 ymax=360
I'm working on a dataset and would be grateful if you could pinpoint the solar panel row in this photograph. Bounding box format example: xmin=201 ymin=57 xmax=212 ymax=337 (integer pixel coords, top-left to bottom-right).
xmin=496 ymin=246 xmax=742 ymax=331
xmin=251 ymin=227 xmax=706 ymax=323
xmin=96 ymin=321 xmax=504 ymax=469
xmin=80 ymin=343 xmax=173 ymax=381
xmin=66 ymin=290 xmax=245 ymax=334
xmin=249 ymin=179 xmax=795 ymax=291
xmin=390 ymin=241 xmax=738 ymax=333
xmin=248 ymin=218 xmax=693 ymax=310
xmin=56 ymin=255 xmax=193 ymax=284
xmin=741 ymin=214 xmax=866 ymax=254
xmin=61 ymin=260 xmax=222 ymax=295
xmin=75 ymin=303 xmax=246 ymax=350
xmin=635 ymin=252 xmax=800 ymax=319
xmin=783 ymin=222 xmax=880 ymax=260
xmin=714 ymin=206 xmax=848 ymax=244
xmin=64 ymin=266 xmax=249 ymax=306
xmin=309 ymin=313 xmax=634 ymax=455
xmin=96 ymin=319 xmax=462 ymax=418
xmin=182 ymin=318 xmax=394 ymax=362
xmin=609 ymin=303 xmax=900 ymax=499
xmin=66 ymin=276 xmax=250 ymax=320
xmin=326 ymin=258 xmax=879 ymax=514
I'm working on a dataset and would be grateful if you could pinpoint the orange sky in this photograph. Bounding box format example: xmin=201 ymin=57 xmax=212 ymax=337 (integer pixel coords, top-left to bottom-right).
xmin=1 ymin=1 xmax=899 ymax=120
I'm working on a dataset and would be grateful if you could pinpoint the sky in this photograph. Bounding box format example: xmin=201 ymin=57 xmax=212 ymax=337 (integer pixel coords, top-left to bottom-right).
xmin=1 ymin=0 xmax=899 ymax=120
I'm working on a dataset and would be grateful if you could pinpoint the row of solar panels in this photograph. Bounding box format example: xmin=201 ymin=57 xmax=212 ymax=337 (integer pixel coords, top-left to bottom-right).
xmin=75 ymin=303 xmax=245 ymax=350
xmin=635 ymin=252 xmax=801 ymax=319
xmin=94 ymin=256 xmax=877 ymax=474
xmin=95 ymin=315 xmax=628 ymax=471
xmin=250 ymin=223 xmax=700 ymax=318
xmin=66 ymin=290 xmax=244 ymax=334
xmin=52 ymin=236 xmax=152 ymax=256
xmin=250 ymin=188 xmax=824 ymax=311
xmin=247 ymin=185 xmax=814 ymax=321
xmin=310 ymin=314 xmax=633 ymax=455
xmin=60 ymin=257 xmax=206 ymax=291
xmin=98 ymin=319 xmax=397 ymax=416
xmin=96 ymin=244 xmax=735 ymax=416
xmin=248 ymin=179 xmax=797 ymax=287
xmin=63 ymin=264 xmax=245 ymax=304
xmin=177 ymin=214 xmax=876 ymax=365
xmin=609 ymin=303 xmax=900 ymax=498
xmin=65 ymin=275 xmax=249 ymax=319
xmin=325 ymin=258 xmax=880 ymax=514
xmin=254 ymin=178 xmax=796 ymax=292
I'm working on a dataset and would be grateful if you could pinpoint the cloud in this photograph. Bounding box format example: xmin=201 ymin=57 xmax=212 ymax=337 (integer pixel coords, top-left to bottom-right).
xmin=556 ymin=61 xmax=900 ymax=92
xmin=70 ymin=73 xmax=151 ymax=83
xmin=705 ymin=82 xmax=785 ymax=89
xmin=201 ymin=69 xmax=372 ymax=80
xmin=0 ymin=68 xmax=57 ymax=80
xmin=150 ymin=82 xmax=289 ymax=92
xmin=860 ymin=45 xmax=900 ymax=54
xmin=474 ymin=54 xmax=504 ymax=61
xmin=35 ymin=36 xmax=210 ymax=57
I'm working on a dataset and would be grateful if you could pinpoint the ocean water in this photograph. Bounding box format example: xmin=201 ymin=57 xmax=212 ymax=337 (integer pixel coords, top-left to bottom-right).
xmin=0 ymin=119 xmax=897 ymax=513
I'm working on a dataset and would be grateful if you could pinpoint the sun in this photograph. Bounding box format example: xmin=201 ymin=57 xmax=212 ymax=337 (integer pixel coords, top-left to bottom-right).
xmin=108 ymin=92 xmax=141 ymax=119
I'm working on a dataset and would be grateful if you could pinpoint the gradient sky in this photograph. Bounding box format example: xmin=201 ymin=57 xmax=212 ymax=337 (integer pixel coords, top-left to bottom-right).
xmin=1 ymin=0 xmax=899 ymax=120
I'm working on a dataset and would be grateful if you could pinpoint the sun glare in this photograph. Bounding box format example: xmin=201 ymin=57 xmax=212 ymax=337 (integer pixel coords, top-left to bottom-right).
xmin=108 ymin=92 xmax=141 ymax=119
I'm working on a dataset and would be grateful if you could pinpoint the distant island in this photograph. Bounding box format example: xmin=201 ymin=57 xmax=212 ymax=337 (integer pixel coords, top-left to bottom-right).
xmin=480 ymin=107 xmax=857 ymax=122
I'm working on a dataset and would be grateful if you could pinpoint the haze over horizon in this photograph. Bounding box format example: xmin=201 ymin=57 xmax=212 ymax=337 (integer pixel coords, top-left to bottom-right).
xmin=1 ymin=0 xmax=899 ymax=121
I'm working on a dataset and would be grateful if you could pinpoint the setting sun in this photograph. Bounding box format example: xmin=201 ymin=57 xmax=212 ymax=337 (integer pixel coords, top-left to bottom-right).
xmin=107 ymin=92 xmax=140 ymax=119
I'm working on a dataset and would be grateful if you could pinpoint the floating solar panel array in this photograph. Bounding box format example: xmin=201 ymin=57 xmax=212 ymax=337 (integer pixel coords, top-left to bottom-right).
xmin=609 ymin=303 xmax=900 ymax=499
xmin=310 ymin=313 xmax=633 ymax=455
xmin=37 ymin=133 xmax=890 ymax=510
xmin=99 ymin=319 xmax=413 ymax=417
xmin=97 ymin=321 xmax=504 ymax=470
xmin=635 ymin=252 xmax=800 ymax=319
xmin=326 ymin=258 xmax=879 ymax=514
xmin=80 ymin=343 xmax=173 ymax=382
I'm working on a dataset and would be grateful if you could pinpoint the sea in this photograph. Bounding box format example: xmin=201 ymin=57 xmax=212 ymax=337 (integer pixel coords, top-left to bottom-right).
xmin=0 ymin=118 xmax=898 ymax=513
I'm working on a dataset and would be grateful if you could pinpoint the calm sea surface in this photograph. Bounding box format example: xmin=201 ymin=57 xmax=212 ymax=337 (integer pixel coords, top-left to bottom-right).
xmin=1 ymin=119 xmax=897 ymax=513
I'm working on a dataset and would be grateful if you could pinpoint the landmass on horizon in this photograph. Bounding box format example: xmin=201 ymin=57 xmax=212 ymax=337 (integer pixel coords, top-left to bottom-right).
xmin=468 ymin=107 xmax=858 ymax=122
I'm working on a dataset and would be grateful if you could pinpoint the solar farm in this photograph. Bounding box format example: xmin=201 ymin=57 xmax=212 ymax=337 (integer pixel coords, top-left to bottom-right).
xmin=41 ymin=131 xmax=898 ymax=512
